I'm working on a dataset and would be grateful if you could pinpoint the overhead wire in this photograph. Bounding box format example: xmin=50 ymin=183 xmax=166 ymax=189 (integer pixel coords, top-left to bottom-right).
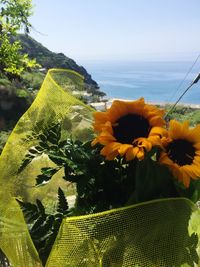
xmin=166 ymin=53 xmax=200 ymax=104
xmin=165 ymin=72 xmax=200 ymax=119
xmin=164 ymin=53 xmax=200 ymax=119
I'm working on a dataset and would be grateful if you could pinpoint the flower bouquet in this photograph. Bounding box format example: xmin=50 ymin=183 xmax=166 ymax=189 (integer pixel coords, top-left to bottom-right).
xmin=0 ymin=69 xmax=200 ymax=267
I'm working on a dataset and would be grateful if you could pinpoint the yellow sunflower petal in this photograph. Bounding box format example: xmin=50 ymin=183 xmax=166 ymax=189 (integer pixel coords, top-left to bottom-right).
xmin=105 ymin=150 xmax=119 ymax=160
xmin=92 ymin=98 xmax=167 ymax=161
xmin=91 ymin=138 xmax=98 ymax=146
xmin=170 ymin=165 xmax=182 ymax=181
xmin=194 ymin=151 xmax=200 ymax=158
xmin=126 ymin=98 xmax=145 ymax=113
xmin=118 ymin=144 xmax=133 ymax=156
xmin=149 ymin=116 xmax=165 ymax=127
xmin=158 ymin=120 xmax=200 ymax=188
xmin=99 ymin=123 xmax=113 ymax=136
xmin=159 ymin=152 xmax=174 ymax=166
xmin=194 ymin=143 xmax=200 ymax=150
xmin=93 ymin=111 xmax=108 ymax=123
xmin=182 ymin=171 xmax=190 ymax=188
xmin=193 ymin=156 xmax=200 ymax=163
xmin=169 ymin=120 xmax=190 ymax=139
xmin=125 ymin=147 xmax=139 ymax=161
xmin=136 ymin=148 xmax=145 ymax=160
xmin=97 ymin=135 xmax=116 ymax=145
xmin=182 ymin=120 xmax=190 ymax=131
xmin=134 ymin=138 xmax=152 ymax=152
xmin=147 ymin=135 xmax=162 ymax=147
xmin=92 ymin=130 xmax=116 ymax=146
xmin=93 ymin=113 xmax=109 ymax=132
xmin=108 ymin=100 xmax=128 ymax=121
xmin=149 ymin=127 xmax=168 ymax=138
xmin=169 ymin=120 xmax=182 ymax=139
xmin=100 ymin=142 xmax=121 ymax=157
xmin=100 ymin=128 xmax=114 ymax=136
xmin=187 ymin=125 xmax=200 ymax=143
xmin=182 ymin=164 xmax=200 ymax=179
xmin=161 ymin=136 xmax=171 ymax=147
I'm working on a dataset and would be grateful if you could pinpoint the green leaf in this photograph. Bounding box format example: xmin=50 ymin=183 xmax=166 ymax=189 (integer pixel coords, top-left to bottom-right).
xmin=18 ymin=156 xmax=33 ymax=173
xmin=127 ymin=158 xmax=178 ymax=204
xmin=38 ymin=134 xmax=47 ymax=142
xmin=46 ymin=123 xmax=61 ymax=145
xmin=31 ymin=215 xmax=54 ymax=237
xmin=36 ymin=167 xmax=60 ymax=185
xmin=18 ymin=145 xmax=43 ymax=173
xmin=48 ymin=154 xmax=67 ymax=166
xmin=175 ymin=179 xmax=200 ymax=203
xmin=28 ymin=148 xmax=38 ymax=154
xmin=38 ymin=141 xmax=49 ymax=149
xmin=34 ymin=145 xmax=44 ymax=152
xmin=36 ymin=199 xmax=46 ymax=217
xmin=17 ymin=195 xmax=64 ymax=266
xmin=16 ymin=199 xmax=41 ymax=224
xmin=57 ymin=187 xmax=69 ymax=215
xmin=31 ymin=216 xmax=46 ymax=233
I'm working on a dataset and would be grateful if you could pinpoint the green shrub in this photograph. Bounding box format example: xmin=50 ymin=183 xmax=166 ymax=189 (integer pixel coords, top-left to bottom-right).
xmin=16 ymin=89 xmax=29 ymax=98
xmin=0 ymin=78 xmax=12 ymax=86
xmin=0 ymin=131 xmax=11 ymax=154
xmin=165 ymin=105 xmax=200 ymax=126
xmin=21 ymin=71 xmax=45 ymax=90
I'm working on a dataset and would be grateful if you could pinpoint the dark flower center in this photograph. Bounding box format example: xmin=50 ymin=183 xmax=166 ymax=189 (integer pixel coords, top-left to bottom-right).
xmin=113 ymin=114 xmax=150 ymax=144
xmin=166 ymin=139 xmax=195 ymax=166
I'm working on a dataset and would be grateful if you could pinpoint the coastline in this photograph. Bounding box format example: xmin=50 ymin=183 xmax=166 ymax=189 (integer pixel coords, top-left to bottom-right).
xmin=91 ymin=98 xmax=200 ymax=111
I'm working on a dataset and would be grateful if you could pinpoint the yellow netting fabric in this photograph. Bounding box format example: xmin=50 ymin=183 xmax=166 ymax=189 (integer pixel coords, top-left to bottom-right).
xmin=0 ymin=69 xmax=93 ymax=267
xmin=0 ymin=69 xmax=93 ymax=200
xmin=0 ymin=197 xmax=41 ymax=267
xmin=47 ymin=198 xmax=200 ymax=267
xmin=0 ymin=69 xmax=200 ymax=267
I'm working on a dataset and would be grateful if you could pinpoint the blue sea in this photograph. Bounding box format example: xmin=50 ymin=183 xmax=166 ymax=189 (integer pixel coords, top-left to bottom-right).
xmin=82 ymin=61 xmax=200 ymax=104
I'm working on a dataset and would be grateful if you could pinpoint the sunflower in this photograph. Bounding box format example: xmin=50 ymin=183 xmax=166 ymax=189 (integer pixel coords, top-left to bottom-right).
xmin=92 ymin=98 xmax=167 ymax=161
xmin=159 ymin=120 xmax=200 ymax=188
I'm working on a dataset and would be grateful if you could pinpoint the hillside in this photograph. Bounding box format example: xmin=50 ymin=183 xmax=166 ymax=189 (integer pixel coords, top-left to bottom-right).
xmin=0 ymin=34 xmax=106 ymax=152
xmin=17 ymin=34 xmax=105 ymax=97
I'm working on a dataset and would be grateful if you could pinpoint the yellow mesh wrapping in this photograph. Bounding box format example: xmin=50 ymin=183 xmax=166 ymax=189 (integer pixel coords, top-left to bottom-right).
xmin=0 ymin=69 xmax=200 ymax=267
xmin=46 ymin=198 xmax=200 ymax=267
xmin=0 ymin=198 xmax=42 ymax=267
xmin=0 ymin=69 xmax=93 ymax=267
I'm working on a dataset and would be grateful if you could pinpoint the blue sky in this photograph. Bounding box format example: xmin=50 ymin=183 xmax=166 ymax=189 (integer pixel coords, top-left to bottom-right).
xmin=30 ymin=0 xmax=200 ymax=62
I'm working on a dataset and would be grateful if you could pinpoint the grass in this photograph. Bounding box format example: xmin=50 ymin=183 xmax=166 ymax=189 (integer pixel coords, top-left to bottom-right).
xmin=164 ymin=104 xmax=200 ymax=126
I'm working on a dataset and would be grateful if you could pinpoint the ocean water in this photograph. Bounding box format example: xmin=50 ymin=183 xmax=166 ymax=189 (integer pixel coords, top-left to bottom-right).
xmin=82 ymin=61 xmax=200 ymax=104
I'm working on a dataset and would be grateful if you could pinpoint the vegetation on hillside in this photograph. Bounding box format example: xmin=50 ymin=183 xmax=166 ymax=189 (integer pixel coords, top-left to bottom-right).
xmin=0 ymin=34 xmax=105 ymax=131
xmin=17 ymin=34 xmax=104 ymax=96
xmin=0 ymin=3 xmax=105 ymax=154
xmin=0 ymin=0 xmax=39 ymax=78
xmin=165 ymin=105 xmax=200 ymax=126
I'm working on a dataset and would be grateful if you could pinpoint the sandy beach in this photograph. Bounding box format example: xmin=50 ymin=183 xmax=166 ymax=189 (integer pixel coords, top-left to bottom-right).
xmin=91 ymin=98 xmax=200 ymax=111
